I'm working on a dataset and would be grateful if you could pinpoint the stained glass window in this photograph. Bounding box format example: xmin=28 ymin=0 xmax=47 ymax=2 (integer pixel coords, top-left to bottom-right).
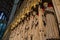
xmin=0 ymin=11 xmax=7 ymax=38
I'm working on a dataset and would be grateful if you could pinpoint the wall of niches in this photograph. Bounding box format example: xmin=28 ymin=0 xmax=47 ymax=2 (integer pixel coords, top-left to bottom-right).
xmin=9 ymin=3 xmax=59 ymax=40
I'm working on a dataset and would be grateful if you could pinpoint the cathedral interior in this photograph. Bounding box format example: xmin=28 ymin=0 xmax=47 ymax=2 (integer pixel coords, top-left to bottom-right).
xmin=0 ymin=0 xmax=60 ymax=40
